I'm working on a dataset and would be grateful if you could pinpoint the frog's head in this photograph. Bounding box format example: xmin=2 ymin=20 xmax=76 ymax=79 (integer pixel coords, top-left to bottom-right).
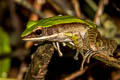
xmin=22 ymin=26 xmax=46 ymax=41
xmin=21 ymin=25 xmax=72 ymax=42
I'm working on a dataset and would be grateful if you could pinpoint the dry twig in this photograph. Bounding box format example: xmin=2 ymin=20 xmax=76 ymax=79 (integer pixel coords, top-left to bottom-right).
xmin=63 ymin=67 xmax=88 ymax=80
xmin=71 ymin=0 xmax=82 ymax=18
xmin=47 ymin=0 xmax=75 ymax=15
xmin=93 ymin=53 xmax=120 ymax=69
xmin=15 ymin=0 xmax=45 ymax=18
xmin=94 ymin=0 xmax=104 ymax=25
xmin=24 ymin=44 xmax=54 ymax=80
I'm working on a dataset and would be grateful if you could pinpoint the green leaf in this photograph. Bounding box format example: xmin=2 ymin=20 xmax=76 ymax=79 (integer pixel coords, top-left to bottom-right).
xmin=0 ymin=27 xmax=11 ymax=78
xmin=21 ymin=16 xmax=96 ymax=37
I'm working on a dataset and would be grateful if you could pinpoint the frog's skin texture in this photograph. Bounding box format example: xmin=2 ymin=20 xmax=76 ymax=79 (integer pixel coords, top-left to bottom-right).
xmin=66 ymin=28 xmax=117 ymax=70
xmin=21 ymin=16 xmax=117 ymax=70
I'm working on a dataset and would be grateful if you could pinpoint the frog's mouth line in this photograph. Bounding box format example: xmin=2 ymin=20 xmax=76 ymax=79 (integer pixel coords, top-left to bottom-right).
xmin=22 ymin=34 xmax=59 ymax=41
xmin=22 ymin=32 xmax=73 ymax=42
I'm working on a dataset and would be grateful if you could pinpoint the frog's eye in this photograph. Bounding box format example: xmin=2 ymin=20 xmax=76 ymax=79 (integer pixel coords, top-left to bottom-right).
xmin=35 ymin=29 xmax=42 ymax=35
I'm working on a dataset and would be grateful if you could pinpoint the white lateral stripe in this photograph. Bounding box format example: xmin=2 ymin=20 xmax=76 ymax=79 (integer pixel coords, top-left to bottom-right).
xmin=23 ymin=34 xmax=58 ymax=41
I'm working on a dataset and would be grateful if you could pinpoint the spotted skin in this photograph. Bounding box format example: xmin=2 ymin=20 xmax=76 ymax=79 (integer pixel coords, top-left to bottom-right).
xmin=66 ymin=28 xmax=117 ymax=70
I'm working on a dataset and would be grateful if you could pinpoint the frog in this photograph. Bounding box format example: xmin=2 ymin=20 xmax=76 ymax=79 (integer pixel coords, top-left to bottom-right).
xmin=21 ymin=16 xmax=117 ymax=70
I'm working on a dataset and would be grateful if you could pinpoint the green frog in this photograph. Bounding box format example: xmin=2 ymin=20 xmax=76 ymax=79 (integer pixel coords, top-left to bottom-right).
xmin=21 ymin=16 xmax=117 ymax=70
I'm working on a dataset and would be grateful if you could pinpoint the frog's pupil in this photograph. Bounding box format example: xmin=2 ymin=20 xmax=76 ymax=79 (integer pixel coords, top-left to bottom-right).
xmin=35 ymin=29 xmax=42 ymax=35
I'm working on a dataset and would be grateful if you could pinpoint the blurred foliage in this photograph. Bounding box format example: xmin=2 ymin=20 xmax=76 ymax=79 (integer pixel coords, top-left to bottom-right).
xmin=99 ymin=14 xmax=117 ymax=38
xmin=81 ymin=0 xmax=120 ymax=44
xmin=0 ymin=27 xmax=11 ymax=78
xmin=0 ymin=78 xmax=16 ymax=80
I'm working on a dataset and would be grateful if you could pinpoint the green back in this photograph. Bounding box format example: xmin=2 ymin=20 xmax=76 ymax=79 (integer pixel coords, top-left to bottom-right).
xmin=21 ymin=16 xmax=96 ymax=37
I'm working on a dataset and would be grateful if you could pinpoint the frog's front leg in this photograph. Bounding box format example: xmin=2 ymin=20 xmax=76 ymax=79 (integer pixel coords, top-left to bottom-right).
xmin=64 ymin=32 xmax=84 ymax=60
xmin=71 ymin=33 xmax=84 ymax=60
xmin=62 ymin=41 xmax=81 ymax=60
xmin=66 ymin=41 xmax=84 ymax=60
xmin=53 ymin=42 xmax=63 ymax=56
xmin=74 ymin=49 xmax=84 ymax=60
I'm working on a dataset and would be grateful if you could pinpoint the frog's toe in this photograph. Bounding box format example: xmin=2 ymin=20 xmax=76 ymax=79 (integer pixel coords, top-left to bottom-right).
xmin=74 ymin=56 xmax=79 ymax=60
xmin=86 ymin=51 xmax=96 ymax=63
